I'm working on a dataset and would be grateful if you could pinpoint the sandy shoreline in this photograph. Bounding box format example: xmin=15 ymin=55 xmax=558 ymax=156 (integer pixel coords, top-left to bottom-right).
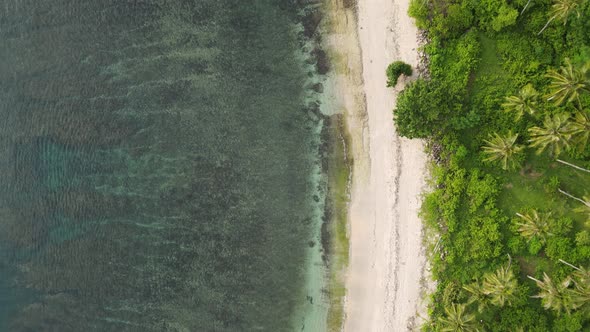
xmin=342 ymin=0 xmax=429 ymax=331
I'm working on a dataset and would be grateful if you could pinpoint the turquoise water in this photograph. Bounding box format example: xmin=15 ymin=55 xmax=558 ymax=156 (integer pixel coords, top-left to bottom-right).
xmin=0 ymin=1 xmax=330 ymax=331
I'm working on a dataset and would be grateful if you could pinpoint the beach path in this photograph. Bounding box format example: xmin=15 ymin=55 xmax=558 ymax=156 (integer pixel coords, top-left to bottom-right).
xmin=343 ymin=0 xmax=428 ymax=331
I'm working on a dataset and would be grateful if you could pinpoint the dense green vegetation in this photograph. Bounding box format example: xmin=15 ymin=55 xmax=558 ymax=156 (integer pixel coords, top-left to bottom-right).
xmin=396 ymin=0 xmax=590 ymax=330
xmin=386 ymin=60 xmax=414 ymax=87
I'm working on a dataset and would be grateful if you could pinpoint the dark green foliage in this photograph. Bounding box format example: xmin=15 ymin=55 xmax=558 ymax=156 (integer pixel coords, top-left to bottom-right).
xmin=545 ymin=237 xmax=574 ymax=261
xmin=408 ymin=0 xmax=431 ymax=29
xmin=554 ymin=312 xmax=585 ymax=332
xmin=394 ymin=79 xmax=447 ymax=138
xmin=432 ymin=3 xmax=474 ymax=38
xmin=492 ymin=305 xmax=550 ymax=331
xmin=529 ymin=237 xmax=544 ymax=255
xmin=404 ymin=0 xmax=590 ymax=330
xmin=491 ymin=4 xmax=519 ymax=32
xmin=464 ymin=0 xmax=520 ymax=32
xmin=575 ymin=230 xmax=590 ymax=246
xmin=386 ymin=60 xmax=413 ymax=87
xmin=394 ymin=30 xmax=482 ymax=138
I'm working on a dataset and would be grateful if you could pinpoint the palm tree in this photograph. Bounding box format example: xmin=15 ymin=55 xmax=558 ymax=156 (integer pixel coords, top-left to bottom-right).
xmin=559 ymin=259 xmax=590 ymax=286
xmin=502 ymin=84 xmax=539 ymax=120
xmin=565 ymin=110 xmax=590 ymax=152
xmin=528 ymin=113 xmax=572 ymax=157
xmin=538 ymin=0 xmax=583 ymax=35
xmin=516 ymin=210 xmax=553 ymax=244
xmin=558 ymin=189 xmax=590 ymax=222
xmin=545 ymin=58 xmax=590 ymax=107
xmin=438 ymin=303 xmax=479 ymax=332
xmin=482 ymin=131 xmax=524 ymax=170
xmin=559 ymin=260 xmax=590 ymax=310
xmin=482 ymin=257 xmax=518 ymax=307
xmin=528 ymin=273 xmax=575 ymax=314
xmin=569 ymin=287 xmax=590 ymax=310
xmin=463 ymin=281 xmax=489 ymax=313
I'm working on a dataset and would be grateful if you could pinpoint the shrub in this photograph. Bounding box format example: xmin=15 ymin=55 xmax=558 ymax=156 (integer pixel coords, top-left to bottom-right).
xmin=394 ymin=79 xmax=450 ymax=138
xmin=386 ymin=61 xmax=413 ymax=87
xmin=432 ymin=3 xmax=474 ymax=38
xmin=575 ymin=231 xmax=590 ymax=246
xmin=491 ymin=5 xmax=518 ymax=32
xmin=408 ymin=0 xmax=430 ymax=29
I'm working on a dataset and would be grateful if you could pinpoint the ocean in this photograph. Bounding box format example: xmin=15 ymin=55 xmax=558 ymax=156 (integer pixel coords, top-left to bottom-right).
xmin=0 ymin=0 xmax=330 ymax=330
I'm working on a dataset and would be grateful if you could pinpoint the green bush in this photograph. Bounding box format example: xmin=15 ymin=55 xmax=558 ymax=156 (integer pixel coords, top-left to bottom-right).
xmin=393 ymin=78 xmax=461 ymax=138
xmin=386 ymin=61 xmax=413 ymax=87
xmin=408 ymin=0 xmax=430 ymax=29
xmin=393 ymin=79 xmax=437 ymax=138
xmin=491 ymin=4 xmax=518 ymax=32
xmin=576 ymin=231 xmax=590 ymax=246
xmin=432 ymin=3 xmax=474 ymax=38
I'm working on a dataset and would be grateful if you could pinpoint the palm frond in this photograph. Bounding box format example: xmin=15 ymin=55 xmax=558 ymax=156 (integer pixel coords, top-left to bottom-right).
xmin=516 ymin=210 xmax=553 ymax=243
xmin=482 ymin=262 xmax=518 ymax=307
xmin=565 ymin=110 xmax=590 ymax=152
xmin=482 ymin=131 xmax=524 ymax=170
xmin=546 ymin=58 xmax=590 ymax=107
xmin=502 ymin=84 xmax=539 ymax=120
xmin=539 ymin=0 xmax=583 ymax=34
xmin=528 ymin=273 xmax=576 ymax=314
xmin=438 ymin=303 xmax=479 ymax=332
xmin=528 ymin=113 xmax=572 ymax=156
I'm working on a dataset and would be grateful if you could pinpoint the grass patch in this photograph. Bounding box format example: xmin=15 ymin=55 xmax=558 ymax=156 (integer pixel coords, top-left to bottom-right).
xmin=498 ymin=153 xmax=589 ymax=231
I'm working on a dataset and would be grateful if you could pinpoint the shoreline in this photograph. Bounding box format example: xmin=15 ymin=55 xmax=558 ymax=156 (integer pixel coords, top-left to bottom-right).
xmin=342 ymin=0 xmax=430 ymax=331
xmin=317 ymin=1 xmax=365 ymax=330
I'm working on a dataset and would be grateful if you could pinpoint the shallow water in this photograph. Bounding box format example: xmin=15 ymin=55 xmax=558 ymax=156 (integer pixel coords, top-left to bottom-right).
xmin=0 ymin=1 xmax=328 ymax=331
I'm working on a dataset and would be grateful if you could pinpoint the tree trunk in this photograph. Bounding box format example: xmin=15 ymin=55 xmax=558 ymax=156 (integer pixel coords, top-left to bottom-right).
xmin=527 ymin=275 xmax=541 ymax=283
xmin=538 ymin=16 xmax=555 ymax=35
xmin=559 ymin=259 xmax=582 ymax=271
xmin=520 ymin=0 xmax=532 ymax=16
xmin=557 ymin=158 xmax=590 ymax=173
xmin=558 ymin=188 xmax=590 ymax=207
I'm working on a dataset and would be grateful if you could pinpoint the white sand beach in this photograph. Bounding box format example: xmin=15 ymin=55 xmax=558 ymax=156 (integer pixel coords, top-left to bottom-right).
xmin=342 ymin=0 xmax=429 ymax=330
